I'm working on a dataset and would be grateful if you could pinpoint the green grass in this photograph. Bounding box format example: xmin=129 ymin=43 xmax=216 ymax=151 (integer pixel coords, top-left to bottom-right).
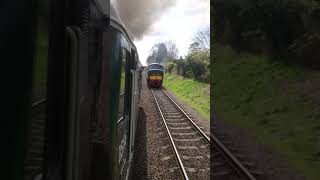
xmin=163 ymin=73 xmax=210 ymax=120
xmin=213 ymin=44 xmax=320 ymax=180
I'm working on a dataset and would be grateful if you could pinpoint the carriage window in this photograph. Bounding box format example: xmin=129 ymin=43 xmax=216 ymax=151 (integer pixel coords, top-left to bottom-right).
xmin=32 ymin=2 xmax=49 ymax=102
xmin=25 ymin=0 xmax=50 ymax=178
xmin=118 ymin=49 xmax=128 ymax=119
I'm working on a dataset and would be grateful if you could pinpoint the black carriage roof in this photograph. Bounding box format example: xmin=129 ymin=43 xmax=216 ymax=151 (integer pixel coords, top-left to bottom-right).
xmin=109 ymin=3 xmax=136 ymax=49
xmin=93 ymin=0 xmax=124 ymax=27
xmin=94 ymin=1 xmax=140 ymax=62
xmin=112 ymin=3 xmax=141 ymax=63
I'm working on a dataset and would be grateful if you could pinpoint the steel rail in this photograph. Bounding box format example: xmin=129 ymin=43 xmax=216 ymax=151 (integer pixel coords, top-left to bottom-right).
xmin=151 ymin=89 xmax=189 ymax=180
xmin=212 ymin=134 xmax=256 ymax=180
xmin=161 ymin=88 xmax=210 ymax=143
xmin=161 ymin=88 xmax=256 ymax=180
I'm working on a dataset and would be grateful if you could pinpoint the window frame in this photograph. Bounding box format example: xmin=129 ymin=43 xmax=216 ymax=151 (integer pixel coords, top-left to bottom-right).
xmin=118 ymin=48 xmax=131 ymax=121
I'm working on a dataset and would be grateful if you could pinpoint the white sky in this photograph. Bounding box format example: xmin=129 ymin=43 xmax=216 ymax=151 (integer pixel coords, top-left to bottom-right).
xmin=134 ymin=0 xmax=210 ymax=66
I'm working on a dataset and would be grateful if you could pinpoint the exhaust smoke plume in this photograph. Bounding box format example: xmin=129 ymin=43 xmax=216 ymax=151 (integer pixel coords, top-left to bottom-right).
xmin=112 ymin=0 xmax=177 ymax=40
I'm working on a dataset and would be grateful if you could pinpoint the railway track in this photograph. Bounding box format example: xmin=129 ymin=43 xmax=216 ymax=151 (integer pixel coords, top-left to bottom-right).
xmin=151 ymin=88 xmax=210 ymax=179
xmin=212 ymin=132 xmax=258 ymax=180
xmin=212 ymin=116 xmax=263 ymax=180
xmin=151 ymin=87 xmax=260 ymax=180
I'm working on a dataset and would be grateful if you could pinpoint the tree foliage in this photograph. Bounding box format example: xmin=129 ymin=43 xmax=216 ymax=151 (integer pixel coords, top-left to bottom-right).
xmin=166 ymin=61 xmax=175 ymax=73
xmin=147 ymin=30 xmax=211 ymax=83
xmin=169 ymin=28 xmax=210 ymax=82
xmin=165 ymin=40 xmax=179 ymax=60
xmin=146 ymin=40 xmax=180 ymax=65
xmin=146 ymin=42 xmax=168 ymax=65
xmin=193 ymin=26 xmax=210 ymax=50
xmin=213 ymin=0 xmax=320 ymax=67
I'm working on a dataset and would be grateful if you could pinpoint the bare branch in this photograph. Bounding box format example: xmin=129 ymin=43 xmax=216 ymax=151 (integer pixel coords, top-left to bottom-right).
xmin=193 ymin=26 xmax=210 ymax=50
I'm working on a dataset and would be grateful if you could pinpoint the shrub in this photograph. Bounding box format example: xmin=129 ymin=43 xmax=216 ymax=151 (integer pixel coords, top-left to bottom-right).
xmin=166 ymin=62 xmax=175 ymax=73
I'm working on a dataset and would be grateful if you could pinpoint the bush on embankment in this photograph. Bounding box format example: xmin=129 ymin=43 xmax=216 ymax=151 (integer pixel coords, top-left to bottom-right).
xmin=213 ymin=0 xmax=320 ymax=68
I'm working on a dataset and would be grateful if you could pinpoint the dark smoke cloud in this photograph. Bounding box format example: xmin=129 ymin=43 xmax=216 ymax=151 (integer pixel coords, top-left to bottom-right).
xmin=112 ymin=0 xmax=177 ymax=40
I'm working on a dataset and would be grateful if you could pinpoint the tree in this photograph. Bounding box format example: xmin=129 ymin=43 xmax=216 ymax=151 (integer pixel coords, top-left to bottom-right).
xmin=189 ymin=42 xmax=201 ymax=54
xmin=165 ymin=40 xmax=179 ymax=60
xmin=155 ymin=43 xmax=168 ymax=63
xmin=146 ymin=42 xmax=168 ymax=65
xmin=193 ymin=26 xmax=210 ymax=50
xmin=146 ymin=55 xmax=154 ymax=64
xmin=166 ymin=62 xmax=175 ymax=73
xmin=182 ymin=28 xmax=210 ymax=82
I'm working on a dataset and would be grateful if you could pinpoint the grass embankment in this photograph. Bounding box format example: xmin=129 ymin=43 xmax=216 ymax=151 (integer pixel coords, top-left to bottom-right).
xmin=163 ymin=73 xmax=210 ymax=120
xmin=213 ymin=44 xmax=320 ymax=179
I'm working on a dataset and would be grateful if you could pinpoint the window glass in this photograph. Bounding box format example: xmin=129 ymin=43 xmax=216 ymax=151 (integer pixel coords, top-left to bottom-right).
xmin=118 ymin=49 xmax=127 ymax=119
xmin=25 ymin=0 xmax=50 ymax=178
xmin=32 ymin=2 xmax=49 ymax=102
xmin=147 ymin=64 xmax=163 ymax=70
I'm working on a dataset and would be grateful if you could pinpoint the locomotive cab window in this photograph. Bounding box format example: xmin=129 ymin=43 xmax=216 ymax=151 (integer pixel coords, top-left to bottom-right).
xmin=147 ymin=64 xmax=164 ymax=71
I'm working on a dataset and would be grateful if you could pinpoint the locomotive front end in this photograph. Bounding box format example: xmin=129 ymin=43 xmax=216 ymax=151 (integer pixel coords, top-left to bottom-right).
xmin=147 ymin=63 xmax=164 ymax=88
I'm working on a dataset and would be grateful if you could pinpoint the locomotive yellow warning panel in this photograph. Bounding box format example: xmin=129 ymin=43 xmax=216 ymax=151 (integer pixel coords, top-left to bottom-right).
xmin=150 ymin=75 xmax=162 ymax=80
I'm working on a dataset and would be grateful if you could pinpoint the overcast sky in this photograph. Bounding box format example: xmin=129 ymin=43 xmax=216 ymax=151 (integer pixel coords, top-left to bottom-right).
xmin=134 ymin=0 xmax=210 ymax=66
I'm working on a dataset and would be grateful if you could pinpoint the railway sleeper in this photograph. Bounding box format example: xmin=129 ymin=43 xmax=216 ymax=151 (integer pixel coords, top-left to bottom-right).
xmin=248 ymin=170 xmax=264 ymax=176
xmin=165 ymin=118 xmax=186 ymax=122
xmin=171 ymin=132 xmax=197 ymax=136
xmin=177 ymin=145 xmax=199 ymax=151
xmin=176 ymin=143 xmax=209 ymax=150
xmin=172 ymin=135 xmax=204 ymax=142
xmin=180 ymin=155 xmax=205 ymax=160
xmin=163 ymin=112 xmax=180 ymax=115
xmin=213 ymin=157 xmax=229 ymax=168
xmin=213 ymin=171 xmax=231 ymax=177
xmin=169 ymin=126 xmax=192 ymax=130
xmin=166 ymin=122 xmax=190 ymax=126
xmin=159 ymin=105 xmax=176 ymax=109
xmin=161 ymin=155 xmax=174 ymax=161
xmin=239 ymin=161 xmax=255 ymax=167
xmin=234 ymin=154 xmax=248 ymax=160
xmin=212 ymin=152 xmax=222 ymax=158
xmin=173 ymin=137 xmax=203 ymax=142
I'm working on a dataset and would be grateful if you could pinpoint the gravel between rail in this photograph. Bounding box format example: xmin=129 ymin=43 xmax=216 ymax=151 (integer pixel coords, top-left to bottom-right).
xmin=152 ymin=88 xmax=210 ymax=179
xmin=132 ymin=76 xmax=210 ymax=179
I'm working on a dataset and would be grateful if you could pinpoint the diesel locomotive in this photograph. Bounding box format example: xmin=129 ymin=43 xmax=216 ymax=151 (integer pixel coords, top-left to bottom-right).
xmin=146 ymin=63 xmax=164 ymax=88
xmin=2 ymin=1 xmax=142 ymax=180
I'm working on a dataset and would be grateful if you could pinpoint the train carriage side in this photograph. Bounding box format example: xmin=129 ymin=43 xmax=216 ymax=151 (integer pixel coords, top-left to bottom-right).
xmin=108 ymin=19 xmax=142 ymax=180
xmin=4 ymin=0 xmax=142 ymax=179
